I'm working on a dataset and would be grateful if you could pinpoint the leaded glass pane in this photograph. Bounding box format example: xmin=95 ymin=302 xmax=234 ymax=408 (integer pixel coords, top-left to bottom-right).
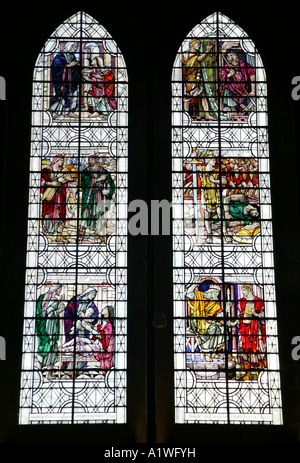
xmin=172 ymin=12 xmax=282 ymax=425
xmin=19 ymin=12 xmax=128 ymax=424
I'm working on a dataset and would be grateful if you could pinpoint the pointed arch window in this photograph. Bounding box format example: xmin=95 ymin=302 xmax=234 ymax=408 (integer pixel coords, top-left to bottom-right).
xmin=19 ymin=12 xmax=128 ymax=424
xmin=172 ymin=12 xmax=282 ymax=425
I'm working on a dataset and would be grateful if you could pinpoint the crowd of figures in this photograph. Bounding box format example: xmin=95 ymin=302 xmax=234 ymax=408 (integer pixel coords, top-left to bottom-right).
xmin=35 ymin=284 xmax=114 ymax=381
xmin=183 ymin=152 xmax=260 ymax=244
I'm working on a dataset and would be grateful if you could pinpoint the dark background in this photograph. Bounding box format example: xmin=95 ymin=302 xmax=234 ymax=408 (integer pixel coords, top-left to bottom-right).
xmin=0 ymin=2 xmax=300 ymax=446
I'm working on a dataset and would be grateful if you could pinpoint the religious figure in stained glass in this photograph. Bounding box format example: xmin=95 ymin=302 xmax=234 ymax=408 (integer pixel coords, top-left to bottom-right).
xmin=172 ymin=12 xmax=282 ymax=425
xmin=82 ymin=56 xmax=117 ymax=119
xmin=220 ymin=51 xmax=256 ymax=116
xmin=186 ymin=281 xmax=225 ymax=351
xmin=49 ymin=42 xmax=81 ymax=118
xmin=79 ymin=154 xmax=116 ymax=243
xmin=182 ymin=39 xmax=217 ymax=120
xmin=236 ymin=284 xmax=266 ymax=380
xmin=35 ymin=283 xmax=65 ymax=381
xmin=41 ymin=155 xmax=68 ymax=238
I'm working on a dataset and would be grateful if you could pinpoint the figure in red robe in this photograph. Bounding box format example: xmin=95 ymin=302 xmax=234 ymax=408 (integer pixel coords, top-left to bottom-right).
xmin=82 ymin=56 xmax=117 ymax=119
xmin=221 ymin=53 xmax=255 ymax=113
xmin=41 ymin=155 xmax=67 ymax=237
xmin=94 ymin=305 xmax=114 ymax=375
xmin=237 ymin=284 xmax=266 ymax=380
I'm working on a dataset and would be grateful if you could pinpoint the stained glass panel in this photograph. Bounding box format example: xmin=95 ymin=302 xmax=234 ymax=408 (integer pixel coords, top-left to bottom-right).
xmin=19 ymin=12 xmax=128 ymax=424
xmin=172 ymin=12 xmax=282 ymax=424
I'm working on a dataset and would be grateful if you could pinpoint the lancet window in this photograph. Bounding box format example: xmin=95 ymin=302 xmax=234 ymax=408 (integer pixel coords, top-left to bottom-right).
xmin=171 ymin=12 xmax=282 ymax=424
xmin=19 ymin=12 xmax=128 ymax=424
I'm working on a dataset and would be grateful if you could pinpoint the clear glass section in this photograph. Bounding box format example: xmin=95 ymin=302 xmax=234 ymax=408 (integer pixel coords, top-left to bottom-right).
xmin=172 ymin=12 xmax=282 ymax=425
xmin=19 ymin=11 xmax=128 ymax=425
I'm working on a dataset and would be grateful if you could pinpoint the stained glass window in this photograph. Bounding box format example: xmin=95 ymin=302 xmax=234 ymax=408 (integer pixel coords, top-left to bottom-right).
xmin=172 ymin=12 xmax=283 ymax=424
xmin=19 ymin=11 xmax=128 ymax=424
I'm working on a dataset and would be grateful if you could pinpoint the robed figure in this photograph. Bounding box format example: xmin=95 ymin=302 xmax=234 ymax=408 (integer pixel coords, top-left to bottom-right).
xmin=35 ymin=283 xmax=64 ymax=380
xmin=93 ymin=305 xmax=114 ymax=375
xmin=49 ymin=42 xmax=80 ymax=117
xmin=220 ymin=52 xmax=255 ymax=114
xmin=186 ymin=282 xmax=225 ymax=352
xmin=237 ymin=284 xmax=266 ymax=380
xmin=64 ymin=286 xmax=99 ymax=343
xmin=41 ymin=155 xmax=69 ymax=237
xmin=82 ymin=56 xmax=117 ymax=118
xmin=63 ymin=286 xmax=99 ymax=372
xmin=79 ymin=154 xmax=115 ymax=242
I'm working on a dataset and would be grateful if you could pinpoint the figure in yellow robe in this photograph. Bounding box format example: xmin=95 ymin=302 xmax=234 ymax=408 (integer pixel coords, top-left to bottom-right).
xmin=182 ymin=39 xmax=216 ymax=119
xmin=186 ymin=284 xmax=224 ymax=352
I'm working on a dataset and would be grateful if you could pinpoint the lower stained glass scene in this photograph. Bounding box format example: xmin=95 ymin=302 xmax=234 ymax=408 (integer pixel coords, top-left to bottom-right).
xmin=172 ymin=13 xmax=282 ymax=424
xmin=19 ymin=12 xmax=128 ymax=424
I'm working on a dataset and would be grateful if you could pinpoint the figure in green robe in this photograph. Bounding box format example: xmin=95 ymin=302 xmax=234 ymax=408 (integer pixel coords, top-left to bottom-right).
xmin=79 ymin=155 xmax=115 ymax=242
xmin=35 ymin=283 xmax=64 ymax=380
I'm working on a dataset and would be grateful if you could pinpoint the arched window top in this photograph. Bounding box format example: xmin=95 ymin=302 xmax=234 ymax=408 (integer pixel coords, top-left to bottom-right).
xmin=19 ymin=12 xmax=128 ymax=425
xmin=33 ymin=11 xmax=127 ymax=125
xmin=37 ymin=11 xmax=127 ymax=83
xmin=172 ymin=12 xmax=266 ymax=128
xmin=171 ymin=12 xmax=282 ymax=425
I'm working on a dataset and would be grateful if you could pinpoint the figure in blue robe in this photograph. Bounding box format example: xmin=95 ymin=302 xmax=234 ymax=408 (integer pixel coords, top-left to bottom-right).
xmin=62 ymin=286 xmax=99 ymax=373
xmin=50 ymin=42 xmax=80 ymax=117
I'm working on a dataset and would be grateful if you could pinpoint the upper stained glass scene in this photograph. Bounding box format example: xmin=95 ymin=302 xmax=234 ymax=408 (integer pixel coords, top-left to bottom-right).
xmin=181 ymin=34 xmax=256 ymax=122
xmin=19 ymin=12 xmax=128 ymax=425
xmin=172 ymin=12 xmax=282 ymax=425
